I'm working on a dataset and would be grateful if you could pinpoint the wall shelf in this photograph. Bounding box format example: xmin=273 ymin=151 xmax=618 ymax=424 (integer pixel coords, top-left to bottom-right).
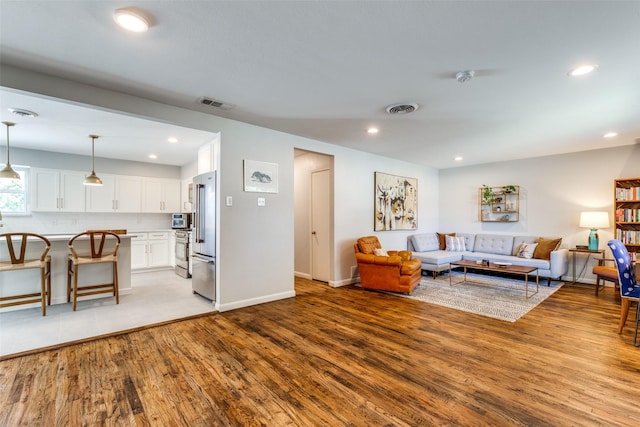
xmin=479 ymin=185 xmax=520 ymax=222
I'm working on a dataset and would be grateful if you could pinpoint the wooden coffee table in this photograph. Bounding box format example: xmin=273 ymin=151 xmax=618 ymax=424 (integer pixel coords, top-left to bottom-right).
xmin=449 ymin=260 xmax=539 ymax=298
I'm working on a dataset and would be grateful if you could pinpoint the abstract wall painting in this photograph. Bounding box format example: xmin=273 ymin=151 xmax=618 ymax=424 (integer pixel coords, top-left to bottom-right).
xmin=374 ymin=172 xmax=417 ymax=231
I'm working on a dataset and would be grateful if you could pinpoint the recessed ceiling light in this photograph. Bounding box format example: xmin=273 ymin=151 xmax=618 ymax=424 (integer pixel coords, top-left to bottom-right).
xmin=367 ymin=127 xmax=379 ymax=135
xmin=603 ymin=132 xmax=618 ymax=138
xmin=148 ymin=154 xmax=157 ymax=159
xmin=168 ymin=137 xmax=178 ymax=143
xmin=114 ymin=8 xmax=150 ymax=33
xmin=454 ymin=156 xmax=463 ymax=161
xmin=568 ymin=64 xmax=598 ymax=77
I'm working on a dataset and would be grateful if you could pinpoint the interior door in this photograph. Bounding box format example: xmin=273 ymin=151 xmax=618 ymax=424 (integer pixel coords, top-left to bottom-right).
xmin=311 ymin=169 xmax=331 ymax=282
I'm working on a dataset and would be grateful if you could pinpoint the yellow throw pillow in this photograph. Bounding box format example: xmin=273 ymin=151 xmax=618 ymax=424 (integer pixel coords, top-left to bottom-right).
xmin=533 ymin=237 xmax=562 ymax=260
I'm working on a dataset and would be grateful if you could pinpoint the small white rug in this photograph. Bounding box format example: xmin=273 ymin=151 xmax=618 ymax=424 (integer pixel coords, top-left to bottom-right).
xmin=394 ymin=273 xmax=562 ymax=322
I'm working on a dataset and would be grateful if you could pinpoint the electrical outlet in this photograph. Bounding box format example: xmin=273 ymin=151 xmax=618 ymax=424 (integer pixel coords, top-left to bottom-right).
xmin=257 ymin=197 xmax=266 ymax=207
xmin=226 ymin=196 xmax=233 ymax=206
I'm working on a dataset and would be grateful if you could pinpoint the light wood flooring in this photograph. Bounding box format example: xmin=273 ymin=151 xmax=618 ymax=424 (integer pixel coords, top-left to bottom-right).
xmin=1 ymin=277 xmax=640 ymax=426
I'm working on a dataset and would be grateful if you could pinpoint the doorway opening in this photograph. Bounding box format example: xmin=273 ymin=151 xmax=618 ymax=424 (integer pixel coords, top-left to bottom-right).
xmin=293 ymin=149 xmax=334 ymax=284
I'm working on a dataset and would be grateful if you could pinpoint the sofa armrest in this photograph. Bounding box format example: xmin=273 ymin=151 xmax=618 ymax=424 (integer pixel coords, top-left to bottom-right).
xmin=549 ymin=248 xmax=569 ymax=279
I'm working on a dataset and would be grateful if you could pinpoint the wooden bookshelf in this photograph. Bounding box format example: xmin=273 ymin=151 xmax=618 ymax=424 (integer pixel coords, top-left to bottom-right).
xmin=614 ymin=178 xmax=640 ymax=253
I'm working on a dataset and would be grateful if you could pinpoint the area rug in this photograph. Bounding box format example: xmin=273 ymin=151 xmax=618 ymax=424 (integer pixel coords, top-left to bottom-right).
xmin=394 ymin=273 xmax=563 ymax=322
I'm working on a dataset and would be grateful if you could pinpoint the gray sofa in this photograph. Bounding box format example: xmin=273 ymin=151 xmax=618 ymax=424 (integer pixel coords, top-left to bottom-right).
xmin=408 ymin=233 xmax=568 ymax=284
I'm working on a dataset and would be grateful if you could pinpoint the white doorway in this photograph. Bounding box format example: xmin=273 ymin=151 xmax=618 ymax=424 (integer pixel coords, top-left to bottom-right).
xmin=293 ymin=150 xmax=333 ymax=283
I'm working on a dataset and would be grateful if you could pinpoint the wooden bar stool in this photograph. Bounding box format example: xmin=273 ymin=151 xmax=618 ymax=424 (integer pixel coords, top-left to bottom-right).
xmin=0 ymin=233 xmax=52 ymax=316
xmin=67 ymin=231 xmax=120 ymax=311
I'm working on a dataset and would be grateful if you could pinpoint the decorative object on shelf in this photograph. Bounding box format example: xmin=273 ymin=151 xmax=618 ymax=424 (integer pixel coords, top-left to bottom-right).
xmin=83 ymin=135 xmax=103 ymax=186
xmin=479 ymin=185 xmax=519 ymax=222
xmin=243 ymin=159 xmax=278 ymax=193
xmin=0 ymin=121 xmax=20 ymax=180
xmin=579 ymin=211 xmax=610 ymax=251
xmin=374 ymin=171 xmax=417 ymax=231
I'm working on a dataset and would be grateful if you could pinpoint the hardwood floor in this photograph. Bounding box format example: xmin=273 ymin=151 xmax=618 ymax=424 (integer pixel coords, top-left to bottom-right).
xmin=1 ymin=277 xmax=640 ymax=426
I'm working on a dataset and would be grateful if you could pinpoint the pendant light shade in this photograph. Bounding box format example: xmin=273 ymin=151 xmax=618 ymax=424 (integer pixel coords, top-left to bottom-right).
xmin=83 ymin=134 xmax=103 ymax=186
xmin=1 ymin=121 xmax=20 ymax=180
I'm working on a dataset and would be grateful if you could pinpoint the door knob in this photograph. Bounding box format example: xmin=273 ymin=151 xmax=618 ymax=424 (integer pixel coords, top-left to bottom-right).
xmin=311 ymin=231 xmax=316 ymax=235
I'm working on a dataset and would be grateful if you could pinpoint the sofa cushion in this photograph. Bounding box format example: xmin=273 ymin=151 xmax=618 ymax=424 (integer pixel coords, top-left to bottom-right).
xmin=413 ymin=250 xmax=463 ymax=266
xmin=512 ymin=236 xmax=539 ymax=255
xmin=446 ymin=235 xmax=466 ymax=251
xmin=533 ymin=237 xmax=562 ymax=260
xmin=516 ymin=242 xmax=538 ymax=259
xmin=410 ymin=233 xmax=439 ymax=252
xmin=436 ymin=232 xmax=456 ymax=250
xmin=457 ymin=233 xmax=476 ymax=252
xmin=357 ymin=236 xmax=380 ymax=255
xmin=473 ymin=234 xmax=514 ymax=256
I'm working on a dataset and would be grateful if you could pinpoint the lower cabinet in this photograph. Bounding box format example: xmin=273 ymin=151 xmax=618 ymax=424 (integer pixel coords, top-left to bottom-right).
xmin=131 ymin=232 xmax=171 ymax=270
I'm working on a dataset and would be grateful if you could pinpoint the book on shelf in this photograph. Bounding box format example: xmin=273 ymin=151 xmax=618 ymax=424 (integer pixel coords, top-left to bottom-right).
xmin=616 ymin=229 xmax=640 ymax=245
xmin=616 ymin=208 xmax=640 ymax=222
xmin=616 ymin=186 xmax=640 ymax=201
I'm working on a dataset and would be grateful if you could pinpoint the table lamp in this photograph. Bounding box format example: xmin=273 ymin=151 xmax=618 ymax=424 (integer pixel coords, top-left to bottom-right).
xmin=579 ymin=211 xmax=610 ymax=250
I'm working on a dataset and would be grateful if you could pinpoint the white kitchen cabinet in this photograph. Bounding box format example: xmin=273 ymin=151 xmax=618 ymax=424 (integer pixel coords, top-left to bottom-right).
xmin=86 ymin=174 xmax=142 ymax=212
xmin=181 ymin=178 xmax=193 ymax=213
xmin=197 ymin=142 xmax=214 ymax=174
xmin=31 ymin=168 xmax=86 ymax=212
xmin=130 ymin=233 xmax=148 ymax=270
xmin=131 ymin=232 xmax=171 ymax=270
xmin=141 ymin=178 xmax=181 ymax=213
xmin=169 ymin=231 xmax=176 ymax=267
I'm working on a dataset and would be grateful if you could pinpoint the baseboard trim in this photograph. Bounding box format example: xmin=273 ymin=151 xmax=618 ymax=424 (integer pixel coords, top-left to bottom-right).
xmin=330 ymin=276 xmax=360 ymax=288
xmin=217 ymin=290 xmax=296 ymax=312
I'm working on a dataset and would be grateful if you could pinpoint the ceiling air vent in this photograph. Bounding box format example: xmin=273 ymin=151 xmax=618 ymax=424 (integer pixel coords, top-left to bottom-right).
xmin=386 ymin=103 xmax=418 ymax=115
xmin=200 ymin=97 xmax=235 ymax=110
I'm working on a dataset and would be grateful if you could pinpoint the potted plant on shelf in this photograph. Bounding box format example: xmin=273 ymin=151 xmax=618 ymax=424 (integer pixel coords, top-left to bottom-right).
xmin=481 ymin=185 xmax=495 ymax=205
xmin=502 ymin=185 xmax=517 ymax=194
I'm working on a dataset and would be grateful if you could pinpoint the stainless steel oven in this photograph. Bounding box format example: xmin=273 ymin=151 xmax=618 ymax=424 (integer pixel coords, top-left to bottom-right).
xmin=172 ymin=213 xmax=192 ymax=230
xmin=175 ymin=230 xmax=191 ymax=278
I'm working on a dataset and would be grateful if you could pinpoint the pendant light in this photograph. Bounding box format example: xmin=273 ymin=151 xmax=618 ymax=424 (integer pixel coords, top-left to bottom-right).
xmin=83 ymin=134 xmax=103 ymax=186
xmin=0 ymin=121 xmax=20 ymax=180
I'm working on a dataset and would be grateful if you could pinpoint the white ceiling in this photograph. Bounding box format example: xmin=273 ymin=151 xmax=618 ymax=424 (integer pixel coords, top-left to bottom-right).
xmin=1 ymin=0 xmax=639 ymax=168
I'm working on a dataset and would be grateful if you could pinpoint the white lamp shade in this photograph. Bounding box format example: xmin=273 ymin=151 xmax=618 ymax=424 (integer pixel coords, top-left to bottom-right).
xmin=579 ymin=211 xmax=610 ymax=229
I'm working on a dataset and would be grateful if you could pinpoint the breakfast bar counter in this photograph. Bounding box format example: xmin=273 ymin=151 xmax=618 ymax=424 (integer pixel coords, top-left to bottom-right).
xmin=0 ymin=233 xmax=133 ymax=312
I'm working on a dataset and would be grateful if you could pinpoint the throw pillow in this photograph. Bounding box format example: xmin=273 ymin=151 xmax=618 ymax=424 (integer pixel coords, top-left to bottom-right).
xmin=374 ymin=248 xmax=389 ymax=257
xmin=516 ymin=242 xmax=538 ymax=259
xmin=446 ymin=235 xmax=466 ymax=252
xmin=533 ymin=237 xmax=562 ymax=260
xmin=437 ymin=232 xmax=456 ymax=250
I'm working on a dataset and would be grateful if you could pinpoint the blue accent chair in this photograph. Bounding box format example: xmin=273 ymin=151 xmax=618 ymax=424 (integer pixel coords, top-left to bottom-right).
xmin=608 ymin=239 xmax=640 ymax=346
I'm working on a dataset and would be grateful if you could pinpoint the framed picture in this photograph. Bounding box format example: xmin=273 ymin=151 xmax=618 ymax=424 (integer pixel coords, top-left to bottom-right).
xmin=244 ymin=160 xmax=278 ymax=193
xmin=374 ymin=171 xmax=417 ymax=231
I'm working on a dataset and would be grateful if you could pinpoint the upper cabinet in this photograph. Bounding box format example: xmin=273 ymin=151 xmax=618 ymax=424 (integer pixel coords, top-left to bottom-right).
xmin=141 ymin=178 xmax=181 ymax=213
xmin=181 ymin=178 xmax=193 ymax=213
xmin=31 ymin=168 xmax=86 ymax=212
xmin=479 ymin=185 xmax=520 ymax=222
xmin=615 ymin=178 xmax=640 ymax=253
xmin=86 ymin=174 xmax=142 ymax=212
xmin=197 ymin=141 xmax=216 ymax=174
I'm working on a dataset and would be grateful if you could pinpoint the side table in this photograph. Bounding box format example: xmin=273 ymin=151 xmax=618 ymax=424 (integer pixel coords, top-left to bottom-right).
xmin=568 ymin=247 xmax=605 ymax=285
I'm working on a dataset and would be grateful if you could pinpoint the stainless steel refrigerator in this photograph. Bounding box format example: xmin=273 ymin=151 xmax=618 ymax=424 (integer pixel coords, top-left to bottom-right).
xmin=192 ymin=171 xmax=216 ymax=301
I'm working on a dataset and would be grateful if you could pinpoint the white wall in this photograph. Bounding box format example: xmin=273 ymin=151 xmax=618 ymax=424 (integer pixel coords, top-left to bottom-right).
xmin=439 ymin=144 xmax=640 ymax=282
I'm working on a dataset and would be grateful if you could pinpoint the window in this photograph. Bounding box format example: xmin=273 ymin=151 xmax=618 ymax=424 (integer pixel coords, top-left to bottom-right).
xmin=0 ymin=166 xmax=29 ymax=215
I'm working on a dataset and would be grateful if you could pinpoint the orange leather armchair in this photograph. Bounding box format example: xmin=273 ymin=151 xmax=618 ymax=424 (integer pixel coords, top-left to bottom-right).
xmin=354 ymin=236 xmax=421 ymax=294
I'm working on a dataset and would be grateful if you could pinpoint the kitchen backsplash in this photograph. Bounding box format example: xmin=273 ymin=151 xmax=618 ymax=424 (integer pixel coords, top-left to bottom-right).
xmin=1 ymin=212 xmax=172 ymax=234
